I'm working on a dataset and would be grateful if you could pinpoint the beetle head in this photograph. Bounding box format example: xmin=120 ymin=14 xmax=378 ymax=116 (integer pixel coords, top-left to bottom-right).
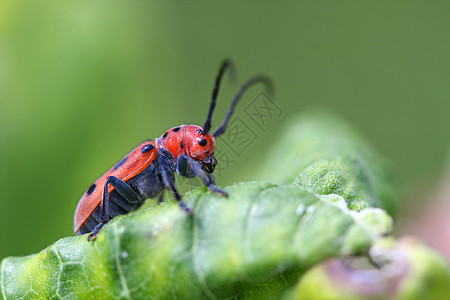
xmin=184 ymin=125 xmax=217 ymax=173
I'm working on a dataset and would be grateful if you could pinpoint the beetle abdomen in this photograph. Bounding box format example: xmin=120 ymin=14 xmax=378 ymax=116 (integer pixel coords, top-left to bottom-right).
xmin=76 ymin=189 xmax=145 ymax=235
xmin=76 ymin=160 xmax=168 ymax=235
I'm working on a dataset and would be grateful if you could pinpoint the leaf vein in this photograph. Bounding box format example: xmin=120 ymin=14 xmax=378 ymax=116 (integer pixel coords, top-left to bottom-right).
xmin=52 ymin=246 xmax=64 ymax=300
xmin=113 ymin=223 xmax=131 ymax=300
xmin=191 ymin=198 xmax=217 ymax=300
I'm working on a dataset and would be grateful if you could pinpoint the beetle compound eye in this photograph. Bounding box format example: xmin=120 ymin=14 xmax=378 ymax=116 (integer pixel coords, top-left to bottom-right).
xmin=198 ymin=139 xmax=207 ymax=146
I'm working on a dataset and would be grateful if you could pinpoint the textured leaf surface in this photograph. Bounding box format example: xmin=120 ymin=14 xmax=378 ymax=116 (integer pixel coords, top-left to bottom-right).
xmin=1 ymin=184 xmax=391 ymax=300
xmin=0 ymin=113 xmax=400 ymax=299
xmin=260 ymin=112 xmax=397 ymax=215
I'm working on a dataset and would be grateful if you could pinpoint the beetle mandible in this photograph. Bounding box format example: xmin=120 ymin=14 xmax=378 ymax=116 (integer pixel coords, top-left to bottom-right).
xmin=73 ymin=60 xmax=272 ymax=240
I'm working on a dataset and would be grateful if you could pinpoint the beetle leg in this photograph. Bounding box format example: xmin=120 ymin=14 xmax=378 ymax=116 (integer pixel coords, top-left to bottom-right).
xmin=159 ymin=164 xmax=192 ymax=215
xmin=178 ymin=154 xmax=228 ymax=196
xmin=106 ymin=176 xmax=141 ymax=204
xmin=87 ymin=176 xmax=140 ymax=241
xmin=88 ymin=223 xmax=104 ymax=241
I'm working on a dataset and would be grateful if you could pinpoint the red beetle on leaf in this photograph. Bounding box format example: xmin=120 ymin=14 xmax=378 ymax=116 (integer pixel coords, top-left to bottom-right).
xmin=73 ymin=60 xmax=272 ymax=240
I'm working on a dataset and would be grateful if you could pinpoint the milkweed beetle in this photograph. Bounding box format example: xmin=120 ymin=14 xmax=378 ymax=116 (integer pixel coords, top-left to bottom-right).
xmin=73 ymin=60 xmax=272 ymax=240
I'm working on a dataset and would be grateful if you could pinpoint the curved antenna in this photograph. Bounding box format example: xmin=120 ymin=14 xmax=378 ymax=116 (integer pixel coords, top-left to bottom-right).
xmin=212 ymin=76 xmax=273 ymax=137
xmin=202 ymin=60 xmax=236 ymax=135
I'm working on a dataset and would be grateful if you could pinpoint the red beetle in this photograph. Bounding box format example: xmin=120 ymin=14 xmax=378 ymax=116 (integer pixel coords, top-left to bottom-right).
xmin=73 ymin=60 xmax=271 ymax=240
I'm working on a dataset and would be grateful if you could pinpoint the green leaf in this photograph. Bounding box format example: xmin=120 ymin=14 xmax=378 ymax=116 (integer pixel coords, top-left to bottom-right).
xmin=1 ymin=183 xmax=392 ymax=299
xmin=260 ymin=112 xmax=397 ymax=215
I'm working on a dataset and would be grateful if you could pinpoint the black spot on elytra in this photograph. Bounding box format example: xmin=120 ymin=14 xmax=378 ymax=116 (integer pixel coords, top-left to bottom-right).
xmin=87 ymin=184 xmax=96 ymax=195
xmin=180 ymin=142 xmax=184 ymax=149
xmin=162 ymin=132 xmax=168 ymax=139
xmin=198 ymin=139 xmax=207 ymax=146
xmin=141 ymin=144 xmax=155 ymax=153
xmin=173 ymin=127 xmax=181 ymax=132
xmin=114 ymin=156 xmax=128 ymax=170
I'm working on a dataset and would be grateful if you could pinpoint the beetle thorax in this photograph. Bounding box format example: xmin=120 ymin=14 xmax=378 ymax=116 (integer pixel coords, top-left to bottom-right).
xmin=157 ymin=125 xmax=215 ymax=163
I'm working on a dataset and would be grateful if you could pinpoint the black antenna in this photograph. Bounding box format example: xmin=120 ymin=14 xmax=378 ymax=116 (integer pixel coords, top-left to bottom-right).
xmin=202 ymin=60 xmax=236 ymax=135
xmin=213 ymin=76 xmax=273 ymax=137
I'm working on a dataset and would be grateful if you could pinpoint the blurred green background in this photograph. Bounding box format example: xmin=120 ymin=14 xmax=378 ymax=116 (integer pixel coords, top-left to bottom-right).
xmin=0 ymin=1 xmax=449 ymax=260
